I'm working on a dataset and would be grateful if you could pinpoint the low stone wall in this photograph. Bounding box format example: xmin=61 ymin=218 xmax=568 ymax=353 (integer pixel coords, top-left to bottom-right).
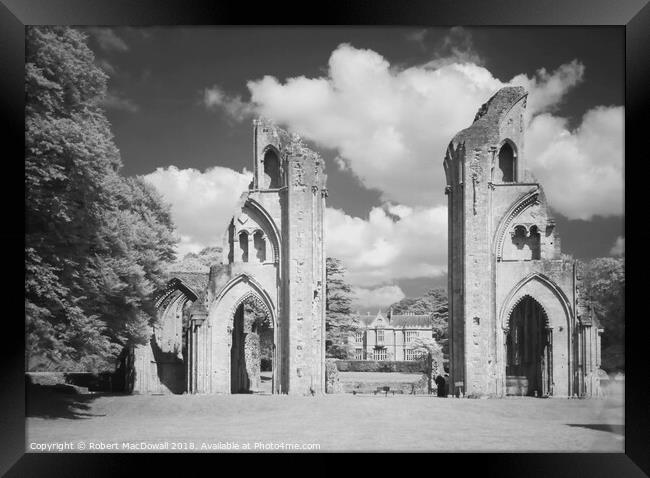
xmin=338 ymin=372 xmax=429 ymax=394
xmin=335 ymin=360 xmax=425 ymax=373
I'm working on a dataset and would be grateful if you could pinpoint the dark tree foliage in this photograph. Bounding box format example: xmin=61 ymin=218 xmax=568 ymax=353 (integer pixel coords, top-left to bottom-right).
xmin=325 ymin=257 xmax=359 ymax=358
xmin=389 ymin=288 xmax=449 ymax=357
xmin=578 ymin=256 xmax=624 ymax=372
xmin=25 ymin=27 xmax=177 ymax=372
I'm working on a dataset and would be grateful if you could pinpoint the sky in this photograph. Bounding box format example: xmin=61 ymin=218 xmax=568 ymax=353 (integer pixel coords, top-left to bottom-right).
xmin=82 ymin=26 xmax=625 ymax=312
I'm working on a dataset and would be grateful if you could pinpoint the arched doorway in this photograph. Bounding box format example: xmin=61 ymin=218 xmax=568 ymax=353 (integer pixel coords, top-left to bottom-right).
xmin=230 ymin=296 xmax=274 ymax=394
xmin=505 ymin=296 xmax=552 ymax=396
xmin=195 ymin=274 xmax=279 ymax=394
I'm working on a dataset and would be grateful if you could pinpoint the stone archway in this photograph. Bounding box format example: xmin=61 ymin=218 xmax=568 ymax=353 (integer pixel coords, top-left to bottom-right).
xmin=230 ymin=294 xmax=274 ymax=394
xmin=205 ymin=275 xmax=278 ymax=394
xmin=505 ymin=296 xmax=552 ymax=396
xmin=499 ymin=273 xmax=573 ymax=397
xmin=132 ymin=278 xmax=197 ymax=394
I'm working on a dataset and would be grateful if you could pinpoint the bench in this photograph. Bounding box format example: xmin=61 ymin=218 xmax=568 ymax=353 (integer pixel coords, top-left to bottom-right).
xmin=374 ymin=386 xmax=394 ymax=396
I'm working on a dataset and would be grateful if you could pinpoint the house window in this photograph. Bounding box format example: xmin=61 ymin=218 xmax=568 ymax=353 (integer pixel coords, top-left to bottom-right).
xmin=355 ymin=331 xmax=364 ymax=343
xmin=405 ymin=349 xmax=422 ymax=361
xmin=373 ymin=348 xmax=387 ymax=361
xmin=376 ymin=329 xmax=384 ymax=344
xmin=354 ymin=348 xmax=364 ymax=360
xmin=405 ymin=331 xmax=418 ymax=343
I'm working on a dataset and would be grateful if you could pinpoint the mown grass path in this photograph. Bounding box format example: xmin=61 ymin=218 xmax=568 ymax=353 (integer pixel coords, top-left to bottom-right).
xmin=26 ymin=385 xmax=624 ymax=452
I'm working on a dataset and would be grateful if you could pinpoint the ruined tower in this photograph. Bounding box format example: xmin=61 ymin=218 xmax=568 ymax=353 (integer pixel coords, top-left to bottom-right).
xmin=132 ymin=119 xmax=327 ymax=395
xmin=444 ymin=86 xmax=602 ymax=398
xmin=186 ymin=118 xmax=328 ymax=395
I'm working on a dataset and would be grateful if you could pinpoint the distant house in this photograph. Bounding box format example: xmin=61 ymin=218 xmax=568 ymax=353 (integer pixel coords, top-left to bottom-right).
xmin=350 ymin=310 xmax=434 ymax=361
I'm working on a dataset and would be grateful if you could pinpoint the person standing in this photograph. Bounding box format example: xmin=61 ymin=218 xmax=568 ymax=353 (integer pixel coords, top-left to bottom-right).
xmin=435 ymin=375 xmax=446 ymax=397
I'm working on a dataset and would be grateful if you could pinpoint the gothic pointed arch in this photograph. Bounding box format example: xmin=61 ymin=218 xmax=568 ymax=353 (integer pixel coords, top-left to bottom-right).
xmin=493 ymin=188 xmax=540 ymax=260
xmin=204 ymin=272 xmax=279 ymax=393
xmin=154 ymin=277 xmax=199 ymax=308
xmin=499 ymin=272 xmax=572 ymax=332
xmin=261 ymin=145 xmax=283 ymax=189
xmin=496 ymin=138 xmax=517 ymax=183
xmin=231 ymin=291 xmax=273 ymax=328
xmin=211 ymin=273 xmax=276 ymax=328
xmin=505 ymin=294 xmax=550 ymax=330
xmin=243 ymin=197 xmax=281 ymax=263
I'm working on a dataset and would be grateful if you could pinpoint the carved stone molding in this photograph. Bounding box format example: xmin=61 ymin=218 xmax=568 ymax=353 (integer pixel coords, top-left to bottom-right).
xmin=494 ymin=190 xmax=540 ymax=260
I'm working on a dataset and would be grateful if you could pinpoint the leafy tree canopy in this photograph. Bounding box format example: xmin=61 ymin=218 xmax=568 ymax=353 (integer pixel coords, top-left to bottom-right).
xmin=25 ymin=27 xmax=177 ymax=372
xmin=326 ymin=257 xmax=359 ymax=358
xmin=389 ymin=288 xmax=448 ymax=342
xmin=169 ymin=246 xmax=223 ymax=273
xmin=577 ymin=256 xmax=624 ymax=372
xmin=408 ymin=336 xmax=445 ymax=391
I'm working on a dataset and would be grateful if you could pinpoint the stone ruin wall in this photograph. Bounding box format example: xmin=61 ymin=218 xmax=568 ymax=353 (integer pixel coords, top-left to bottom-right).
xmin=445 ymin=86 xmax=598 ymax=397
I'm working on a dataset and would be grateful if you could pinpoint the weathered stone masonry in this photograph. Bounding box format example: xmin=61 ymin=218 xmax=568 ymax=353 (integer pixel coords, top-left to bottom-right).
xmin=130 ymin=119 xmax=327 ymax=395
xmin=127 ymin=87 xmax=602 ymax=399
xmin=445 ymin=86 xmax=603 ymax=397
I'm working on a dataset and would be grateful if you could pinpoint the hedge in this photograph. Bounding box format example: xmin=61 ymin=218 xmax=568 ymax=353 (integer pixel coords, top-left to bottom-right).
xmin=335 ymin=360 xmax=426 ymax=373
xmin=27 ymin=372 xmax=116 ymax=392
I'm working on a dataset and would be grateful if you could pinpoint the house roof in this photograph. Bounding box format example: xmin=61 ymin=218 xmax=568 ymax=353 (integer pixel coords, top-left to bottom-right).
xmin=355 ymin=310 xmax=433 ymax=329
xmin=389 ymin=314 xmax=433 ymax=328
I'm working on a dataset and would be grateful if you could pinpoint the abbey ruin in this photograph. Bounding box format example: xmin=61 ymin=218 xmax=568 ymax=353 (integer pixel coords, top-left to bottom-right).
xmin=445 ymin=86 xmax=603 ymax=398
xmin=127 ymin=119 xmax=327 ymax=395
xmin=125 ymin=86 xmax=602 ymax=398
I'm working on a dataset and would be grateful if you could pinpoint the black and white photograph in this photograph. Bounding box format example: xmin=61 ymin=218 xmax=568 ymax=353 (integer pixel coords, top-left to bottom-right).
xmin=8 ymin=1 xmax=642 ymax=465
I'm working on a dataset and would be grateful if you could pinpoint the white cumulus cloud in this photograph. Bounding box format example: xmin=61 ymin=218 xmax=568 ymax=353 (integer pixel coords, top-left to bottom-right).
xmin=203 ymin=43 xmax=619 ymax=221
xmin=174 ymin=39 xmax=622 ymax=293
xmin=324 ymin=204 xmax=448 ymax=287
xmin=203 ymin=85 xmax=253 ymax=121
xmin=351 ymin=285 xmax=406 ymax=310
xmin=510 ymin=60 xmax=585 ymax=117
xmin=525 ymin=106 xmax=624 ymax=219
xmin=142 ymin=165 xmax=448 ymax=294
xmin=143 ymin=164 xmax=447 ymax=296
xmin=244 ymin=45 xmax=503 ymax=206
xmin=143 ymin=166 xmax=252 ymax=257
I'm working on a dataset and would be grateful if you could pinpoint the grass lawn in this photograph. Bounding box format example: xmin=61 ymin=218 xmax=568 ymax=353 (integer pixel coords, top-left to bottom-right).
xmin=26 ymin=382 xmax=624 ymax=452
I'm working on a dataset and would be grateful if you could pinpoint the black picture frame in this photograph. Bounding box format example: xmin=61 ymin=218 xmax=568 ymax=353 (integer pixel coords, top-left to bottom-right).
xmin=2 ymin=0 xmax=647 ymax=475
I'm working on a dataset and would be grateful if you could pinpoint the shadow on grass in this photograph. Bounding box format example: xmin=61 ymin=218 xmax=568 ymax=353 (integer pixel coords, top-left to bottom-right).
xmin=567 ymin=424 xmax=625 ymax=436
xmin=26 ymin=383 xmax=116 ymax=419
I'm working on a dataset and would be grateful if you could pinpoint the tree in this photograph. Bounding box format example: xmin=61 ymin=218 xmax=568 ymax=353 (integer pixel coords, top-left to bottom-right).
xmin=578 ymin=256 xmax=624 ymax=372
xmin=325 ymin=257 xmax=359 ymax=358
xmin=25 ymin=27 xmax=177 ymax=372
xmin=408 ymin=336 xmax=444 ymax=393
xmin=170 ymin=246 xmax=223 ymax=273
xmin=389 ymin=288 xmax=449 ymax=359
